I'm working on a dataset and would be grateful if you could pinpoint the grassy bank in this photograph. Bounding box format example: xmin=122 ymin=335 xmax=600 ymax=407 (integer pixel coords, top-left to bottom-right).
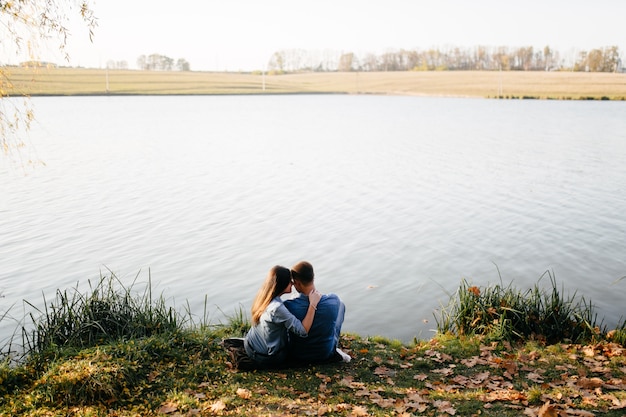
xmin=3 ymin=67 xmax=626 ymax=99
xmin=1 ymin=274 xmax=625 ymax=416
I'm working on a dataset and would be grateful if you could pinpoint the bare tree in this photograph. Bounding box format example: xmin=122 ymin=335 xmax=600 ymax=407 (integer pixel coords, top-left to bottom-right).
xmin=267 ymin=51 xmax=285 ymax=73
xmin=338 ymin=52 xmax=354 ymax=72
xmin=176 ymin=59 xmax=191 ymax=71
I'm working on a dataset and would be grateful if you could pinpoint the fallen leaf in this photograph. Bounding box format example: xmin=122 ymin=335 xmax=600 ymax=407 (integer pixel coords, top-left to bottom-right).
xmin=208 ymin=400 xmax=226 ymax=413
xmin=316 ymin=373 xmax=331 ymax=382
xmin=470 ymin=371 xmax=490 ymax=385
xmin=351 ymin=405 xmax=369 ymax=416
xmin=468 ymin=286 xmax=480 ymax=296
xmin=461 ymin=357 xmax=479 ymax=367
xmin=566 ymin=409 xmax=596 ymax=416
xmin=371 ymin=397 xmax=397 ymax=408
xmin=577 ymin=377 xmax=604 ymax=389
xmin=523 ymin=406 xmax=538 ymax=416
xmin=355 ymin=389 xmax=371 ymax=397
xmin=157 ymin=402 xmax=178 ymax=414
xmin=452 ymin=374 xmax=469 ymax=386
xmin=236 ymin=387 xmax=252 ymax=399
xmin=582 ymin=346 xmax=595 ymax=357
xmin=537 ymin=401 xmax=558 ymax=417
xmin=609 ymin=398 xmax=626 ymax=410
xmin=335 ymin=403 xmax=351 ymax=411
xmin=502 ymin=360 xmax=518 ymax=375
xmin=433 ymin=367 xmax=454 ymax=376
xmin=374 ymin=366 xmax=396 ymax=377
xmin=433 ymin=399 xmax=456 ymax=415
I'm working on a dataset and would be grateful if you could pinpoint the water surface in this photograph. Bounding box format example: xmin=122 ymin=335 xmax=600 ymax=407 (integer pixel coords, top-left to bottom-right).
xmin=1 ymin=95 xmax=625 ymax=343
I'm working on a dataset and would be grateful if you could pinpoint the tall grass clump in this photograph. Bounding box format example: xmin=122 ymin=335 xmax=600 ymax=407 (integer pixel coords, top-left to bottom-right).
xmin=22 ymin=271 xmax=184 ymax=361
xmin=435 ymin=271 xmax=601 ymax=344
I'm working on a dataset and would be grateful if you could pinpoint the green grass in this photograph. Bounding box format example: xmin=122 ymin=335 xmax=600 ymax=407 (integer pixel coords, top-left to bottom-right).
xmin=20 ymin=271 xmax=182 ymax=364
xmin=4 ymin=329 xmax=625 ymax=416
xmin=0 ymin=273 xmax=625 ymax=416
xmin=435 ymin=270 xmax=602 ymax=344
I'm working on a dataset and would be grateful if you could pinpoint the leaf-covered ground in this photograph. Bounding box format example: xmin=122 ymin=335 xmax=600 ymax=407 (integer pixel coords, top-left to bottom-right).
xmin=2 ymin=332 xmax=625 ymax=416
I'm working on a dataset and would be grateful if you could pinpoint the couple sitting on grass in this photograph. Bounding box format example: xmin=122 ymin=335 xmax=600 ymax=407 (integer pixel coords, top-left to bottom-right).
xmin=224 ymin=261 xmax=350 ymax=370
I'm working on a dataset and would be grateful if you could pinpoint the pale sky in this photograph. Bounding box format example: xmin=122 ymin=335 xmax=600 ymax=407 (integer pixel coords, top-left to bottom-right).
xmin=6 ymin=0 xmax=626 ymax=71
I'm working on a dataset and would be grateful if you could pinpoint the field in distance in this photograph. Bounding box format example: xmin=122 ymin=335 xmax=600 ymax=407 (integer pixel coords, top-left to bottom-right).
xmin=3 ymin=66 xmax=626 ymax=100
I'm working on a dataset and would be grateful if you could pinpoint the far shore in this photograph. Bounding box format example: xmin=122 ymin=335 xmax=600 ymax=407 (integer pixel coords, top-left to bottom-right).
xmin=3 ymin=66 xmax=626 ymax=99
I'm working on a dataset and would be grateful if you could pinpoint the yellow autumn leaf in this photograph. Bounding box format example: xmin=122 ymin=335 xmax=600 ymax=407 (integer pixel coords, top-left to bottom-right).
xmin=236 ymin=388 xmax=252 ymax=399
xmin=208 ymin=400 xmax=226 ymax=413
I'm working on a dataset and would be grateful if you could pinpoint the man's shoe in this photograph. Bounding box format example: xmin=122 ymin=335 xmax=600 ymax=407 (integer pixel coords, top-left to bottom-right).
xmin=336 ymin=348 xmax=351 ymax=363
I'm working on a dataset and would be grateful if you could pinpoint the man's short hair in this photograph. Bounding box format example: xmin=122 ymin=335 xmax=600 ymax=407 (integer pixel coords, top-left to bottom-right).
xmin=291 ymin=261 xmax=314 ymax=284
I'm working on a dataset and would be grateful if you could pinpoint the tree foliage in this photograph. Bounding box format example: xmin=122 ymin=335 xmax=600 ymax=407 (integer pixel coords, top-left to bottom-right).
xmin=136 ymin=54 xmax=190 ymax=71
xmin=1 ymin=0 xmax=96 ymax=163
xmin=267 ymin=45 xmax=623 ymax=73
xmin=574 ymin=46 xmax=621 ymax=72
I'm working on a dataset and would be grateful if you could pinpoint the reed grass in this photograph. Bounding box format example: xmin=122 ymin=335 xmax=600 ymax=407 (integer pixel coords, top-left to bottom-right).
xmin=21 ymin=270 xmax=183 ymax=362
xmin=435 ymin=270 xmax=602 ymax=344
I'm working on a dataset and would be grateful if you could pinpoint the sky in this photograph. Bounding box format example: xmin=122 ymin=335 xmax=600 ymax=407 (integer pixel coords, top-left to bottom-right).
xmin=4 ymin=0 xmax=626 ymax=71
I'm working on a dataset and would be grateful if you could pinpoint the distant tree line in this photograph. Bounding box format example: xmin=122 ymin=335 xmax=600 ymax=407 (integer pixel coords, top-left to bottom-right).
xmin=267 ymin=45 xmax=623 ymax=73
xmin=136 ymin=54 xmax=191 ymax=71
xmin=106 ymin=60 xmax=128 ymax=70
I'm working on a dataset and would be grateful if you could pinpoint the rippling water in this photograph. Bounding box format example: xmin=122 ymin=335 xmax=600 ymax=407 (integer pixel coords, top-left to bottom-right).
xmin=1 ymin=95 xmax=625 ymax=343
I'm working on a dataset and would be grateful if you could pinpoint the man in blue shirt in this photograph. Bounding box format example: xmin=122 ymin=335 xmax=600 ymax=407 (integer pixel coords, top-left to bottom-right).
xmin=284 ymin=261 xmax=351 ymax=364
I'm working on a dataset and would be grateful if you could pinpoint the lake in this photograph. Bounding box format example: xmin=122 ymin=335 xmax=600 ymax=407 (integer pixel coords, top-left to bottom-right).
xmin=1 ymin=94 xmax=625 ymax=344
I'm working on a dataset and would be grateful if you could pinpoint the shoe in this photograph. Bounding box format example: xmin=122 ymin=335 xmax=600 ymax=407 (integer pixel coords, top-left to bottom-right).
xmin=336 ymin=348 xmax=351 ymax=363
xmin=221 ymin=337 xmax=245 ymax=349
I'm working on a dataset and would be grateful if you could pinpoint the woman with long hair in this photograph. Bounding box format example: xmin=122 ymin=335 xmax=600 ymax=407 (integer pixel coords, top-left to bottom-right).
xmin=243 ymin=265 xmax=320 ymax=367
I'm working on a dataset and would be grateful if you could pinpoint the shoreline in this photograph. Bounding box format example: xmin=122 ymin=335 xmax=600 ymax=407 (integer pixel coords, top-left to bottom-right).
xmin=3 ymin=67 xmax=626 ymax=100
xmin=1 ymin=274 xmax=625 ymax=416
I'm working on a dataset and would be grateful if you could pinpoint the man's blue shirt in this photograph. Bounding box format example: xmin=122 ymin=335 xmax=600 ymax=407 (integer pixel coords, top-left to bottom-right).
xmin=284 ymin=292 xmax=344 ymax=362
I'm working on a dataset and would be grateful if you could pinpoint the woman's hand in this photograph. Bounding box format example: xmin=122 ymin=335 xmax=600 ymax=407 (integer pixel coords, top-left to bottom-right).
xmin=308 ymin=289 xmax=321 ymax=309
xmin=301 ymin=289 xmax=322 ymax=333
